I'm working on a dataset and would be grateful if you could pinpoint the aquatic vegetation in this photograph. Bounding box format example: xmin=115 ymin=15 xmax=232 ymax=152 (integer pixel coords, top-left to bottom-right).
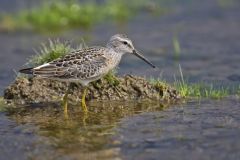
xmin=150 ymin=65 xmax=231 ymax=99
xmin=104 ymin=0 xmax=135 ymax=23
xmin=0 ymin=0 xmax=167 ymax=33
xmin=172 ymin=35 xmax=181 ymax=60
xmin=174 ymin=81 xmax=229 ymax=99
xmin=17 ymin=1 xmax=106 ymax=32
xmin=174 ymin=66 xmax=230 ymax=99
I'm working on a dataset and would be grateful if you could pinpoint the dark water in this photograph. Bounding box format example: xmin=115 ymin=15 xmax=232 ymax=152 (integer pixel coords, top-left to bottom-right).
xmin=0 ymin=0 xmax=240 ymax=159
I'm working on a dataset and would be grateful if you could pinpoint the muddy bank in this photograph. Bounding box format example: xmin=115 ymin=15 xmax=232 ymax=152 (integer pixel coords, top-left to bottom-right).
xmin=4 ymin=75 xmax=180 ymax=104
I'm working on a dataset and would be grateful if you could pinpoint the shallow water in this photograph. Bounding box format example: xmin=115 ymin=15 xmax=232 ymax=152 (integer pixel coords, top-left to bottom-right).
xmin=1 ymin=101 xmax=168 ymax=160
xmin=0 ymin=0 xmax=240 ymax=159
xmin=117 ymin=98 xmax=240 ymax=160
xmin=1 ymin=98 xmax=240 ymax=160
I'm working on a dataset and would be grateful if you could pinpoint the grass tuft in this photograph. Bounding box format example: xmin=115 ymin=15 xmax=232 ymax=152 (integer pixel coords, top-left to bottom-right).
xmin=174 ymin=81 xmax=229 ymax=99
xmin=104 ymin=70 xmax=120 ymax=86
xmin=174 ymin=65 xmax=230 ymax=99
xmin=28 ymin=39 xmax=73 ymax=66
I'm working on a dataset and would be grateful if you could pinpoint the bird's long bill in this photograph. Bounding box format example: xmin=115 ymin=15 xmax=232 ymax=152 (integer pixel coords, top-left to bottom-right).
xmin=132 ymin=50 xmax=156 ymax=68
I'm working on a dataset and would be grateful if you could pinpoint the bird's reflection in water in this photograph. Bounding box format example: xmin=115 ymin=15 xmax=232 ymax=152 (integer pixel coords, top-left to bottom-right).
xmin=6 ymin=100 xmax=169 ymax=160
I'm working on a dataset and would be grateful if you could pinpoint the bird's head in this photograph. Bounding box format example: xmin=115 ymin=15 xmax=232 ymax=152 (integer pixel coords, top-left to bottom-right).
xmin=107 ymin=34 xmax=156 ymax=68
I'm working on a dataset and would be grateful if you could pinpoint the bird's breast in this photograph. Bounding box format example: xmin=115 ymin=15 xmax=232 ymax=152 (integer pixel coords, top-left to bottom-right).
xmin=106 ymin=52 xmax=122 ymax=68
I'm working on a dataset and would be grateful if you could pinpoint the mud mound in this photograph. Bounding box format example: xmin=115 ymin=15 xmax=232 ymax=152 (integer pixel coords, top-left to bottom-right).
xmin=4 ymin=75 xmax=180 ymax=104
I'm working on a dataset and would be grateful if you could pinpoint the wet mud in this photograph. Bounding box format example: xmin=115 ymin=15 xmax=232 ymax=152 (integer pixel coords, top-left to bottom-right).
xmin=3 ymin=75 xmax=180 ymax=105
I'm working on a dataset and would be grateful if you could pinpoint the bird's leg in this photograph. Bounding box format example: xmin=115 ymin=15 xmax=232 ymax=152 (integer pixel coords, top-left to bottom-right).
xmin=62 ymin=82 xmax=73 ymax=118
xmin=81 ymin=86 xmax=88 ymax=113
xmin=62 ymin=90 xmax=69 ymax=119
xmin=63 ymin=89 xmax=69 ymax=112
xmin=81 ymin=111 xmax=88 ymax=127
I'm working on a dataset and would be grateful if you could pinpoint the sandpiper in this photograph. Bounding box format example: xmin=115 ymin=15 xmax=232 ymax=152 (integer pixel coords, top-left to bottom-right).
xmin=19 ymin=34 xmax=156 ymax=112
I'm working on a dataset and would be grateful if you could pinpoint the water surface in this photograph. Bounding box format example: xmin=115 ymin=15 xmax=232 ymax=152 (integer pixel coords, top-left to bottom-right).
xmin=1 ymin=101 xmax=168 ymax=160
xmin=1 ymin=98 xmax=240 ymax=160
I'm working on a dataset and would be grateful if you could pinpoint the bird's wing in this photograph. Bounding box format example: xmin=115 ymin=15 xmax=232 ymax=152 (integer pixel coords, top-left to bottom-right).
xmin=33 ymin=47 xmax=109 ymax=79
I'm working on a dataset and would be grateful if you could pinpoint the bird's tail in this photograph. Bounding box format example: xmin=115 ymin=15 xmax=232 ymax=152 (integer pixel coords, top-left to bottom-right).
xmin=19 ymin=67 xmax=33 ymax=74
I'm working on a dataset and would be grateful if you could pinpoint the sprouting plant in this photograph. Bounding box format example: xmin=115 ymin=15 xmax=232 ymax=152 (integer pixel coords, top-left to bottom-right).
xmin=28 ymin=39 xmax=73 ymax=66
xmin=104 ymin=69 xmax=120 ymax=86
xmin=174 ymin=65 xmax=230 ymax=99
xmin=173 ymin=35 xmax=181 ymax=60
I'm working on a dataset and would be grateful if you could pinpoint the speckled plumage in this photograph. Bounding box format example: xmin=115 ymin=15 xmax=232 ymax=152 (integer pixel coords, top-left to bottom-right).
xmin=33 ymin=47 xmax=118 ymax=85
xmin=20 ymin=34 xmax=155 ymax=86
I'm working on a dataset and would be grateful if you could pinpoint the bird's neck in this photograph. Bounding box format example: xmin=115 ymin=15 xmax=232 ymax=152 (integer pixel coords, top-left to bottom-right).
xmin=106 ymin=45 xmax=124 ymax=56
xmin=105 ymin=47 xmax=124 ymax=67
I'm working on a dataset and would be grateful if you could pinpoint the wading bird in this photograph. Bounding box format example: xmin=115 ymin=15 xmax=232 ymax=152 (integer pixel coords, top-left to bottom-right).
xmin=19 ymin=34 xmax=156 ymax=113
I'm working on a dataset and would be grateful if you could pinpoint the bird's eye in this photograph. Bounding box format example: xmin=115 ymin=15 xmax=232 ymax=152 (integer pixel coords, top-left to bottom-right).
xmin=123 ymin=41 xmax=128 ymax=45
